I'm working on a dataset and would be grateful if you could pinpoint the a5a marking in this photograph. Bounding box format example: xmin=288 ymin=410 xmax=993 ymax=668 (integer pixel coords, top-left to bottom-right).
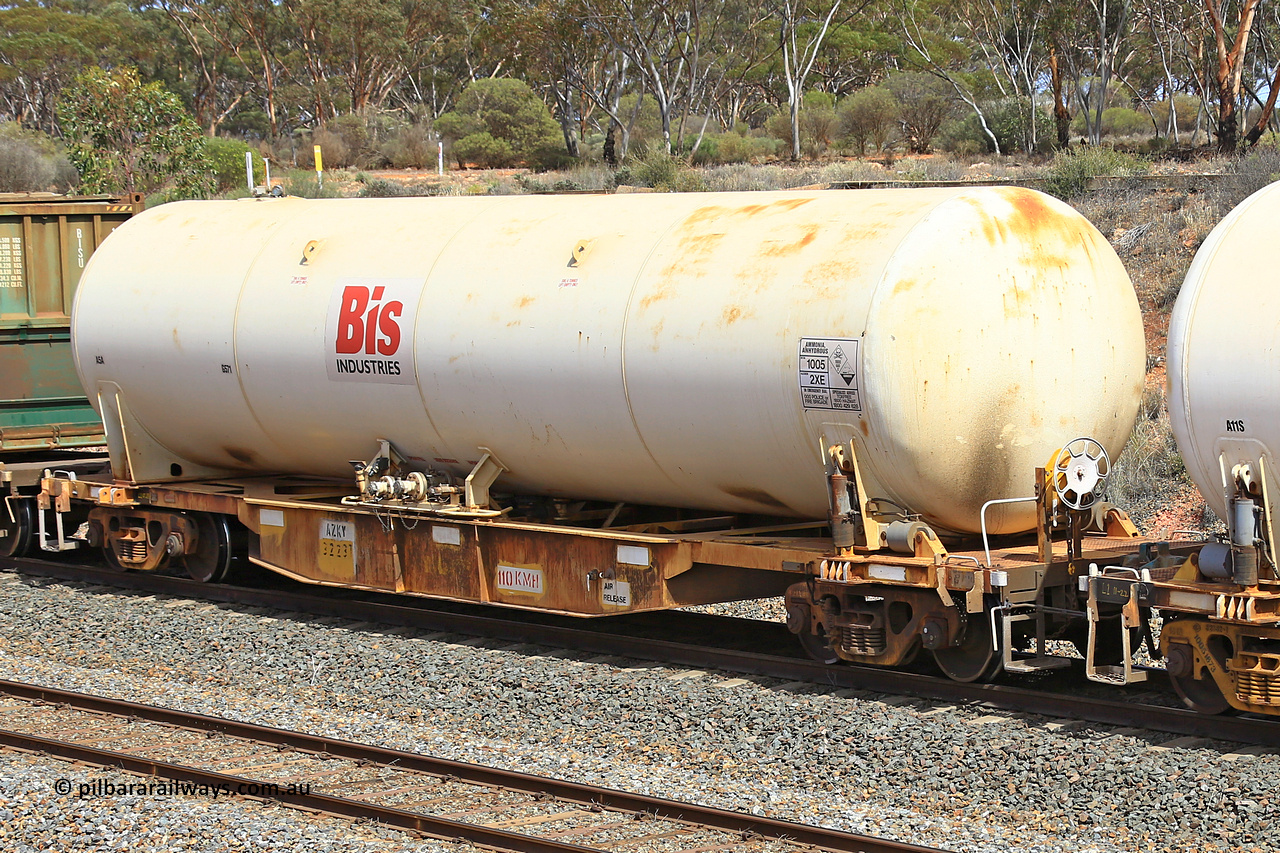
xmin=1226 ymin=419 xmax=1246 ymax=433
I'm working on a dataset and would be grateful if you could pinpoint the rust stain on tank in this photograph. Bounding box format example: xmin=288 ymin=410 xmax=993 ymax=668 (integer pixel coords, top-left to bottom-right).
xmin=767 ymin=198 xmax=813 ymax=213
xmin=972 ymin=187 xmax=1082 ymax=255
xmin=859 ymin=420 xmax=869 ymax=436
xmin=684 ymin=205 xmax=730 ymax=227
xmin=722 ymin=305 xmax=751 ymax=325
xmin=516 ymin=295 xmax=535 ymax=309
xmin=639 ymin=286 xmax=675 ymax=310
xmin=682 ymin=196 xmax=813 ymax=228
xmin=758 ymin=225 xmax=820 ymax=257
xmin=803 ymin=259 xmax=863 ymax=295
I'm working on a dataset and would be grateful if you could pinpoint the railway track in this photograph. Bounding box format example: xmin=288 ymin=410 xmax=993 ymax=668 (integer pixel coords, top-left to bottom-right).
xmin=0 ymin=679 xmax=940 ymax=853
xmin=5 ymin=555 xmax=1280 ymax=750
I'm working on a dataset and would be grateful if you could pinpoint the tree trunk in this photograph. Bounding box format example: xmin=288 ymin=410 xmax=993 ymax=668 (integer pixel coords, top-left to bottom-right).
xmin=790 ymin=97 xmax=802 ymax=160
xmin=1050 ymin=48 xmax=1070 ymax=149
xmin=1206 ymin=0 xmax=1260 ymax=154
xmin=603 ymin=124 xmax=617 ymax=166
xmin=1244 ymin=63 xmax=1280 ymax=147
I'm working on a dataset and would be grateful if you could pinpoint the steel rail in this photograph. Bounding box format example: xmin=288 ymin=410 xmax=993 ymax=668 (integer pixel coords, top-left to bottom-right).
xmin=5 ymin=556 xmax=1280 ymax=748
xmin=0 ymin=680 xmax=939 ymax=853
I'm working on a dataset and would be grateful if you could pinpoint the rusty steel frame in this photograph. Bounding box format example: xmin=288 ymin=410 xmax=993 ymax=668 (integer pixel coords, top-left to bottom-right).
xmin=48 ymin=473 xmax=820 ymax=617
xmin=0 ymin=679 xmax=941 ymax=853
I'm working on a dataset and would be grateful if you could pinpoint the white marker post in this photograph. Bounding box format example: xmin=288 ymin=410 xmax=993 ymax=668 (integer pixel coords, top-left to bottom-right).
xmin=245 ymin=151 xmax=254 ymax=192
xmin=438 ymin=140 xmax=444 ymax=176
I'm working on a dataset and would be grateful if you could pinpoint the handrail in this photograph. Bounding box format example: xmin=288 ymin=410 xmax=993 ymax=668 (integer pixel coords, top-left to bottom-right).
xmin=980 ymin=496 xmax=1036 ymax=567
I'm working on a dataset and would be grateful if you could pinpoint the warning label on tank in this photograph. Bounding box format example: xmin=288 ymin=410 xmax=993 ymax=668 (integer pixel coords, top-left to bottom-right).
xmin=325 ymin=278 xmax=420 ymax=385
xmin=798 ymin=337 xmax=861 ymax=411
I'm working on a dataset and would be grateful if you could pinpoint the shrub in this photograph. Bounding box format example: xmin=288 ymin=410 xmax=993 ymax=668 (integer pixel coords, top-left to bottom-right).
xmin=766 ymin=91 xmax=838 ymax=159
xmin=1100 ymin=107 xmax=1149 ymax=137
xmin=883 ymin=73 xmax=954 ymax=154
xmin=986 ymin=96 xmax=1053 ymax=154
xmin=358 ymin=177 xmax=406 ymax=197
xmin=937 ymin=115 xmax=985 ymax=154
xmin=1209 ymin=144 xmax=1280 ymax=213
xmin=451 ymin=132 xmax=515 ymax=169
xmin=837 ymin=86 xmax=898 ymax=155
xmin=1041 ymin=146 xmax=1149 ymax=200
xmin=0 ymin=137 xmax=57 ymax=192
xmin=330 ymin=113 xmax=374 ymax=167
xmin=436 ymin=78 xmax=564 ymax=168
xmin=281 ymin=168 xmax=343 ymax=198
xmin=690 ymin=131 xmax=779 ymax=165
xmin=205 ymin=137 xmax=265 ymax=192
xmin=310 ymin=127 xmax=350 ymax=170
xmin=1150 ymin=94 xmax=1201 ymax=135
xmin=380 ymin=124 xmax=437 ymax=169
xmin=633 ymin=151 xmax=680 ymax=188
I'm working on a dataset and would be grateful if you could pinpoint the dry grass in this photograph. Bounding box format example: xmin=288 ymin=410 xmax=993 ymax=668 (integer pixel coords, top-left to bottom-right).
xmin=1106 ymin=387 xmax=1188 ymax=525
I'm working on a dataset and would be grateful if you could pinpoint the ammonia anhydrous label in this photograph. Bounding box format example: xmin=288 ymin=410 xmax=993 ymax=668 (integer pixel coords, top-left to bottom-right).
xmin=798 ymin=337 xmax=861 ymax=411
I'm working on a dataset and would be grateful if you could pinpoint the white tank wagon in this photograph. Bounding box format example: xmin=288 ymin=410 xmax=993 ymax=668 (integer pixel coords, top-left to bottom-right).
xmin=38 ymin=186 xmax=1167 ymax=685
xmin=71 ymin=187 xmax=1143 ymax=537
xmin=1136 ymin=180 xmax=1280 ymax=714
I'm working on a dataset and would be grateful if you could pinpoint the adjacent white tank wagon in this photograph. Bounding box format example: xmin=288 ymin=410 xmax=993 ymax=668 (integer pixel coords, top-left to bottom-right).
xmin=1155 ymin=181 xmax=1280 ymax=713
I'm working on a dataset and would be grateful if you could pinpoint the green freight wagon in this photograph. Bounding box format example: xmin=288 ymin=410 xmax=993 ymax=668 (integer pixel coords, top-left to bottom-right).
xmin=1 ymin=193 xmax=142 ymax=555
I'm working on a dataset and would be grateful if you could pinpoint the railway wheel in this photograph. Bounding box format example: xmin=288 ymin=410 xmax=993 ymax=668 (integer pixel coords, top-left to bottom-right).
xmin=0 ymin=498 xmax=34 ymax=558
xmin=99 ymin=538 xmax=131 ymax=572
xmin=1166 ymin=642 xmax=1233 ymax=715
xmin=932 ymin=618 xmax=1002 ymax=683
xmin=183 ymin=513 xmax=235 ymax=583
xmin=797 ymin=625 xmax=841 ymax=665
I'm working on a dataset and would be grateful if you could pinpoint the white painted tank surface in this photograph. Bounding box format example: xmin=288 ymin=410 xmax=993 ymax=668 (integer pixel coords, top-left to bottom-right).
xmin=1168 ymin=181 xmax=1280 ymax=523
xmin=72 ymin=188 xmax=1144 ymax=534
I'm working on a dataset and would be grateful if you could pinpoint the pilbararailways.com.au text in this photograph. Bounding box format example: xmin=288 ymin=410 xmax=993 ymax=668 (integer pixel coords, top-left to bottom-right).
xmin=54 ymin=778 xmax=311 ymax=798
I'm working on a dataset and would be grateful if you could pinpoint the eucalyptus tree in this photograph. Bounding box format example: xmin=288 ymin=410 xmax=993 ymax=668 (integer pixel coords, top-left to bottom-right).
xmin=58 ymin=65 xmax=213 ymax=196
xmin=774 ymin=0 xmax=858 ymax=159
xmin=584 ymin=0 xmax=741 ymax=153
xmin=895 ymin=0 xmax=1003 ymax=152
xmin=490 ymin=0 xmax=607 ymax=157
xmin=1203 ymin=0 xmax=1260 ymax=150
xmin=0 ymin=4 xmax=121 ymax=133
xmin=283 ymin=0 xmax=445 ymax=121
xmin=158 ymin=0 xmax=255 ymax=135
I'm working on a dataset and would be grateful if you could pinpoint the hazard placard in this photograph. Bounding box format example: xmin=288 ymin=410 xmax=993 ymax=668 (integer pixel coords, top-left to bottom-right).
xmin=798 ymin=337 xmax=861 ymax=411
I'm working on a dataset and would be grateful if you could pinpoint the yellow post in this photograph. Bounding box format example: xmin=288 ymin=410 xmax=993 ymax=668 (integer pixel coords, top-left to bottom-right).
xmin=314 ymin=145 xmax=324 ymax=188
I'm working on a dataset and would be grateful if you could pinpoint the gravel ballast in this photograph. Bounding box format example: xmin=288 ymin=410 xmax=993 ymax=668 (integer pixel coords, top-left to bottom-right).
xmin=0 ymin=570 xmax=1275 ymax=853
